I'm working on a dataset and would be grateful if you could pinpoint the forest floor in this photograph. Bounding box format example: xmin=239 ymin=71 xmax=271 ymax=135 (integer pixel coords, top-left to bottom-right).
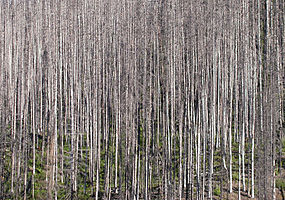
xmin=214 ymin=155 xmax=285 ymax=200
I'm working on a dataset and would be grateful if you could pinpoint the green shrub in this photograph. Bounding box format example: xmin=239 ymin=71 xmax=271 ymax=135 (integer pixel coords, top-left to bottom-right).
xmin=213 ymin=185 xmax=221 ymax=196
xmin=275 ymin=167 xmax=280 ymax=176
xmin=282 ymin=138 xmax=285 ymax=153
xmin=232 ymin=172 xmax=239 ymax=181
xmin=276 ymin=178 xmax=285 ymax=190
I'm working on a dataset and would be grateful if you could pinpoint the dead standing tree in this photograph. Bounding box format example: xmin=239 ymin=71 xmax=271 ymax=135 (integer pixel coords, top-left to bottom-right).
xmin=0 ymin=0 xmax=283 ymax=200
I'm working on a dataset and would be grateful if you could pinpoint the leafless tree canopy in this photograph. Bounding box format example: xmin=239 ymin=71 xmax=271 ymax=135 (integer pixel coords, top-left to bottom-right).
xmin=0 ymin=0 xmax=284 ymax=199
